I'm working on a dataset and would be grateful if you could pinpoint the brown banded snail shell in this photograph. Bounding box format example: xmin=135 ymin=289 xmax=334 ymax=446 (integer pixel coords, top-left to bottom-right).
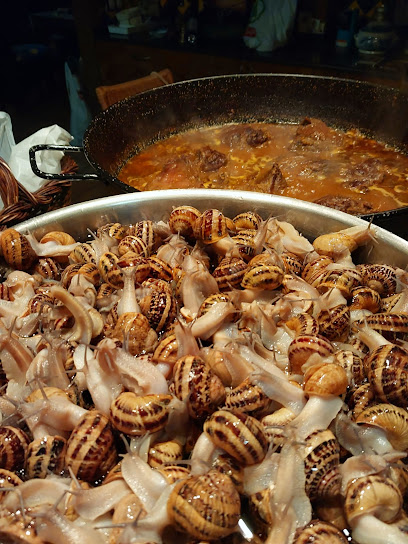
xmin=167 ymin=469 xmax=240 ymax=540
xmin=0 ymin=426 xmax=30 ymax=472
xmin=204 ymin=409 xmax=268 ymax=465
xmin=344 ymin=474 xmax=402 ymax=525
xmin=110 ymin=392 xmax=173 ymax=436
xmin=172 ymin=355 xmax=226 ymax=419
xmin=65 ymin=410 xmax=117 ymax=483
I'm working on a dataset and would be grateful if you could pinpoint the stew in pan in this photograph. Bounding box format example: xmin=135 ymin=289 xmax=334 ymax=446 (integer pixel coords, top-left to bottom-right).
xmin=118 ymin=118 xmax=408 ymax=215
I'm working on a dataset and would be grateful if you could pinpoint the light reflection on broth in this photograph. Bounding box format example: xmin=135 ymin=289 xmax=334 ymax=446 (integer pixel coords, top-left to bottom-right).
xmin=118 ymin=118 xmax=408 ymax=215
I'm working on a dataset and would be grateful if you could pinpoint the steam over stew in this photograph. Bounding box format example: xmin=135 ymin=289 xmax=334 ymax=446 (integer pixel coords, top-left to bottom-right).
xmin=118 ymin=118 xmax=408 ymax=214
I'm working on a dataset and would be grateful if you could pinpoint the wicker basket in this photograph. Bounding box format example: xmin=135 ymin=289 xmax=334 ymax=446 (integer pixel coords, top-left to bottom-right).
xmin=0 ymin=156 xmax=77 ymax=229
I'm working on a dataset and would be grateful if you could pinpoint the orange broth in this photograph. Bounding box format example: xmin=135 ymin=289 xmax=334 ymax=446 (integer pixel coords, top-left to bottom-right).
xmin=118 ymin=120 xmax=408 ymax=215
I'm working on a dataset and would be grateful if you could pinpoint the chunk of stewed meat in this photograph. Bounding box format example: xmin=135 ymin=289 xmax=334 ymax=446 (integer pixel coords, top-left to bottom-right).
xmin=219 ymin=125 xmax=269 ymax=149
xmin=291 ymin=117 xmax=343 ymax=149
xmin=246 ymin=127 xmax=269 ymax=147
xmin=257 ymin=163 xmax=287 ymax=194
xmin=314 ymin=195 xmax=374 ymax=215
xmin=341 ymin=158 xmax=385 ymax=192
xmin=197 ymin=146 xmax=228 ymax=172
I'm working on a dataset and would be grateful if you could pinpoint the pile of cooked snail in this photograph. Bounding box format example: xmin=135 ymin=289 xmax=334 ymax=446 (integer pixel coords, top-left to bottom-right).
xmin=0 ymin=205 xmax=407 ymax=544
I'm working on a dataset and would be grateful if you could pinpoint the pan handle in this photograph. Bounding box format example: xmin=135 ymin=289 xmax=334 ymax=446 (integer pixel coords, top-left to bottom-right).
xmin=29 ymin=144 xmax=99 ymax=180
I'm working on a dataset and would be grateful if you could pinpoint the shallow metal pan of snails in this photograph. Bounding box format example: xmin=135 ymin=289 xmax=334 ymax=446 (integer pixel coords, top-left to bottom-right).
xmin=1 ymin=189 xmax=408 ymax=544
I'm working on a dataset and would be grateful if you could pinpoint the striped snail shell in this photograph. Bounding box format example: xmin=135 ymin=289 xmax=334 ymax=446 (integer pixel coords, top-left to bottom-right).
xmin=152 ymin=333 xmax=179 ymax=366
xmin=118 ymin=234 xmax=149 ymax=257
xmin=302 ymin=255 xmax=333 ymax=285
xmin=348 ymin=334 xmax=369 ymax=355
xmin=25 ymin=435 xmax=67 ymax=479
xmin=139 ymin=289 xmax=177 ymax=333
xmin=353 ymin=313 xmax=408 ymax=335
xmin=148 ymin=255 xmax=173 ymax=281
xmin=197 ymin=292 xmax=238 ymax=321
xmin=364 ymin=344 xmax=408 ymax=407
xmin=359 ymin=263 xmax=397 ymax=296
xmin=261 ymin=407 xmax=296 ymax=450
xmin=0 ymin=468 xmax=23 ymax=498
xmin=103 ymin=303 xmax=119 ymax=336
xmin=350 ymin=285 xmax=382 ymax=313
xmin=65 ymin=410 xmax=117 ymax=484
xmin=148 ymin=439 xmax=184 ymax=468
xmin=230 ymin=230 xmax=257 ymax=262
xmin=194 ymin=209 xmax=228 ymax=245
xmin=316 ymin=268 xmax=362 ymax=299
xmin=117 ymin=252 xmax=151 ymax=284
xmin=211 ymin=453 xmax=245 ymax=494
xmin=346 ymin=382 xmax=376 ymax=419
xmin=232 ymin=211 xmax=262 ymax=230
xmin=110 ymin=392 xmax=173 ymax=436
xmin=288 ymin=334 xmax=334 ymax=374
xmin=223 ymin=377 xmax=271 ymax=417
xmin=212 ymin=257 xmax=248 ymax=291
xmin=77 ymin=262 xmax=101 ymax=286
xmin=204 ymin=347 xmax=250 ymax=387
xmin=0 ymin=426 xmax=30 ymax=472
xmin=172 ymin=355 xmax=226 ymax=420
xmin=334 ymin=350 xmax=365 ymax=387
xmin=40 ymin=230 xmax=76 ymax=246
xmin=355 ymin=403 xmax=408 ymax=451
xmin=99 ymin=251 xmax=123 ymax=288
xmin=248 ymin=486 xmax=274 ymax=526
xmin=33 ymin=257 xmax=62 ymax=281
xmin=25 ymin=291 xmax=54 ymax=315
xmin=241 ymin=264 xmax=284 ymax=291
xmin=247 ymin=251 xmax=281 ymax=269
xmin=0 ymin=228 xmax=35 ymax=270
xmin=69 ymin=241 xmax=96 ymax=265
xmin=303 ymin=429 xmax=341 ymax=501
xmin=142 ymin=277 xmax=173 ymax=294
xmin=111 ymin=312 xmax=158 ymax=356
xmin=168 ymin=205 xmax=201 ymax=238
xmin=167 ymin=469 xmax=240 ymax=540
xmin=204 ymin=409 xmax=268 ymax=466
xmin=280 ymin=251 xmax=304 ymax=276
xmin=285 ymin=313 xmax=319 ymax=337
xmin=344 ymin=474 xmax=402 ymax=525
xmin=0 ymin=282 xmax=12 ymax=301
xmin=294 ymin=519 xmax=348 ymax=543
xmin=312 ymin=227 xmax=367 ymax=259
xmin=96 ymin=221 xmax=127 ymax=241
xmin=158 ymin=465 xmax=191 ymax=485
xmin=317 ymin=304 xmax=350 ymax=342
xmin=381 ymin=292 xmax=406 ymax=313
xmin=61 ymin=263 xmax=82 ymax=288
xmin=128 ymin=219 xmax=158 ymax=253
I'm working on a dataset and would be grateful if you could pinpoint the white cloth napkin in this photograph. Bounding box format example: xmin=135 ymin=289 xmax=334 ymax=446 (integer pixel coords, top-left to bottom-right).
xmin=8 ymin=124 xmax=73 ymax=194
xmin=0 ymin=112 xmax=16 ymax=164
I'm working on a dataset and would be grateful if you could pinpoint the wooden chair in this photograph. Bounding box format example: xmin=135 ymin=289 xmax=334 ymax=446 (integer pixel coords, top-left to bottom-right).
xmin=95 ymin=69 xmax=174 ymax=110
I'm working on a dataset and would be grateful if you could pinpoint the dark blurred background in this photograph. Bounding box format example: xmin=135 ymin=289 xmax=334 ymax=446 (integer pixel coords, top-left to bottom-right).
xmin=1 ymin=0 xmax=407 ymax=143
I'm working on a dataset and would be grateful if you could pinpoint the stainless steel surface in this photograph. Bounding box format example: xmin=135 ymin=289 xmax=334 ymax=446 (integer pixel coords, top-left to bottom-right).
xmin=15 ymin=189 xmax=408 ymax=268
